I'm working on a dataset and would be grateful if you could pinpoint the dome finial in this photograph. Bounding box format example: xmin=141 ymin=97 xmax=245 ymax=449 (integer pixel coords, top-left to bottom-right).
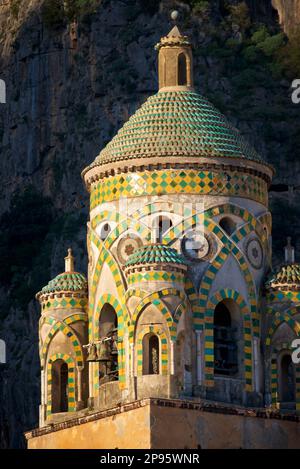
xmin=65 ymin=248 xmax=75 ymax=272
xmin=170 ymin=10 xmax=179 ymax=22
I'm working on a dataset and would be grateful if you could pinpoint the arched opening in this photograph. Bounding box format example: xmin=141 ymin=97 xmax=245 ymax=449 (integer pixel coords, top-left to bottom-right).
xmin=142 ymin=333 xmax=160 ymax=375
xmin=280 ymin=354 xmax=295 ymax=404
xmin=214 ymin=301 xmax=239 ymax=376
xmin=153 ymin=215 xmax=172 ymax=243
xmin=100 ymin=223 xmax=111 ymax=241
xmin=178 ymin=53 xmax=187 ymax=86
xmin=98 ymin=303 xmax=118 ymax=382
xmin=219 ymin=217 xmax=236 ymax=236
xmin=51 ymin=360 xmax=68 ymax=413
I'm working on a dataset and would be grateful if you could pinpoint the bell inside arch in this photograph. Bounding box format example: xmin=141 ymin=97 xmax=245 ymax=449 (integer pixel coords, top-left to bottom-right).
xmin=87 ymin=343 xmax=98 ymax=362
xmin=96 ymin=340 xmax=111 ymax=362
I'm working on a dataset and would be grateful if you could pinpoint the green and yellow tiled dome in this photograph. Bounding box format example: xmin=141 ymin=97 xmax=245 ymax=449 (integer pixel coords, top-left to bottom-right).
xmin=36 ymin=249 xmax=88 ymax=300
xmin=125 ymin=244 xmax=186 ymax=268
xmin=38 ymin=272 xmax=88 ymax=296
xmin=266 ymin=264 xmax=300 ymax=291
xmin=85 ymin=90 xmax=262 ymax=170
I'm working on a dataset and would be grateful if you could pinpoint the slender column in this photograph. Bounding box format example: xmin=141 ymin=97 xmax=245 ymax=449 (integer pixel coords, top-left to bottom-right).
xmin=196 ymin=330 xmax=203 ymax=385
xmin=89 ymin=362 xmax=94 ymax=398
xmin=130 ymin=343 xmax=134 ymax=377
xmin=253 ymin=337 xmax=260 ymax=393
xmin=170 ymin=341 xmax=175 ymax=375
xmin=77 ymin=368 xmax=82 ymax=402
xmin=41 ymin=369 xmax=45 ymax=405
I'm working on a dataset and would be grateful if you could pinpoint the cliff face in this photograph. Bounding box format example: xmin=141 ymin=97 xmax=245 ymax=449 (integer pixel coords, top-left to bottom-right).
xmin=0 ymin=0 xmax=299 ymax=447
xmin=272 ymin=0 xmax=300 ymax=36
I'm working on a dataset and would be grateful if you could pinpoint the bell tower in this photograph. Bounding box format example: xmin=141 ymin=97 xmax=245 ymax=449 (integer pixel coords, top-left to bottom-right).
xmin=155 ymin=14 xmax=193 ymax=91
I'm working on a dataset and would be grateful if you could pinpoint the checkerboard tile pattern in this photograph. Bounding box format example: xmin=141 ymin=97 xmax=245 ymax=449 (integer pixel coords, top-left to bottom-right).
xmin=90 ymin=169 xmax=268 ymax=208
xmin=127 ymin=270 xmax=185 ymax=286
xmin=267 ymin=291 xmax=300 ymax=303
xmin=41 ymin=296 xmax=88 ymax=312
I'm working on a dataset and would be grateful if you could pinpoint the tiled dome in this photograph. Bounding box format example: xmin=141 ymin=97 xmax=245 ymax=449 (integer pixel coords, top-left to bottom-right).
xmin=37 ymin=272 xmax=88 ymax=297
xmin=266 ymin=264 xmax=300 ymax=290
xmin=125 ymin=244 xmax=186 ymax=268
xmin=85 ymin=90 xmax=263 ymax=171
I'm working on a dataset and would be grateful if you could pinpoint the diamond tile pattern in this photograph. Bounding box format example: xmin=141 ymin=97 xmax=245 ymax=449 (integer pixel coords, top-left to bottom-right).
xmin=90 ymin=169 xmax=267 ymax=207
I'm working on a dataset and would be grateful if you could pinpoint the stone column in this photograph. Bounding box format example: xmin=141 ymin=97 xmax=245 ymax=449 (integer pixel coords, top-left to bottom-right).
xmin=89 ymin=362 xmax=94 ymax=399
xmin=253 ymin=337 xmax=260 ymax=393
xmin=170 ymin=341 xmax=175 ymax=375
xmin=39 ymin=369 xmax=46 ymax=427
xmin=130 ymin=343 xmax=134 ymax=377
xmin=41 ymin=369 xmax=45 ymax=406
xmin=196 ymin=330 xmax=203 ymax=385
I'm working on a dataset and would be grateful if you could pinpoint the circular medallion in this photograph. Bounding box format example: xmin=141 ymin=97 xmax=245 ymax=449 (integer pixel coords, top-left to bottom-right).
xmin=117 ymin=235 xmax=143 ymax=264
xmin=182 ymin=231 xmax=211 ymax=261
xmin=246 ymin=238 xmax=263 ymax=269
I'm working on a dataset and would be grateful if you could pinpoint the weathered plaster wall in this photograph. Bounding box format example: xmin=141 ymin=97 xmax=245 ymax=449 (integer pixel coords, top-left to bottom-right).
xmin=26 ymin=399 xmax=300 ymax=449
xmin=27 ymin=403 xmax=151 ymax=449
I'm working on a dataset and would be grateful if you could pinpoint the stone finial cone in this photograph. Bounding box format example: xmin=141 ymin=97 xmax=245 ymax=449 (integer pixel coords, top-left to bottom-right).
xmin=65 ymin=248 xmax=75 ymax=272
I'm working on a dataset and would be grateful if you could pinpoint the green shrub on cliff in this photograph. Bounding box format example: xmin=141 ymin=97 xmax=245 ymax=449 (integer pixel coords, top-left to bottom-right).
xmin=42 ymin=0 xmax=100 ymax=28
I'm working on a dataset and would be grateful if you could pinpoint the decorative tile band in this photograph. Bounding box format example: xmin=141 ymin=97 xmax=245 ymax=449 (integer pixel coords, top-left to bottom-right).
xmin=267 ymin=290 xmax=300 ymax=303
xmin=46 ymin=353 xmax=75 ymax=416
xmin=136 ymin=326 xmax=168 ymax=376
xmin=90 ymin=169 xmax=268 ymax=208
xmin=41 ymin=296 xmax=88 ymax=312
xmin=127 ymin=270 xmax=185 ymax=285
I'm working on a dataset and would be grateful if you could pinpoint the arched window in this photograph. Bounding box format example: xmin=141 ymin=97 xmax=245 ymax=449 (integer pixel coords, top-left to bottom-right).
xmin=153 ymin=216 xmax=172 ymax=243
xmin=100 ymin=223 xmax=111 ymax=241
xmin=178 ymin=53 xmax=187 ymax=86
xmin=142 ymin=333 xmax=160 ymax=375
xmin=280 ymin=354 xmax=295 ymax=404
xmin=98 ymin=304 xmax=118 ymax=381
xmin=219 ymin=217 xmax=236 ymax=236
xmin=51 ymin=360 xmax=68 ymax=413
xmin=214 ymin=301 xmax=238 ymax=376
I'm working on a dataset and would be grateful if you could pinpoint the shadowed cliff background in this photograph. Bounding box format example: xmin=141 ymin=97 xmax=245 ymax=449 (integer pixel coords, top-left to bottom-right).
xmin=0 ymin=0 xmax=299 ymax=448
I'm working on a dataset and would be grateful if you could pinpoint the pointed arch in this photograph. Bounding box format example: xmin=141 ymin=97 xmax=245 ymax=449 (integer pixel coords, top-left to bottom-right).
xmin=41 ymin=320 xmax=83 ymax=369
xmin=136 ymin=326 xmax=168 ymax=376
xmin=94 ymin=293 xmax=126 ymax=389
xmin=46 ymin=353 xmax=75 ymax=416
xmin=204 ymin=289 xmax=253 ymax=391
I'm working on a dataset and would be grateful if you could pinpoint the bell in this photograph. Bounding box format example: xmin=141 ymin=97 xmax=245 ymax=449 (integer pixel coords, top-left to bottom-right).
xmin=87 ymin=343 xmax=98 ymax=362
xmin=96 ymin=340 xmax=111 ymax=362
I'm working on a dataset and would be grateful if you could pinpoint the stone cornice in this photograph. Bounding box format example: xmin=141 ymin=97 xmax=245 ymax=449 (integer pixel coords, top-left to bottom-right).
xmin=83 ymin=158 xmax=273 ymax=192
